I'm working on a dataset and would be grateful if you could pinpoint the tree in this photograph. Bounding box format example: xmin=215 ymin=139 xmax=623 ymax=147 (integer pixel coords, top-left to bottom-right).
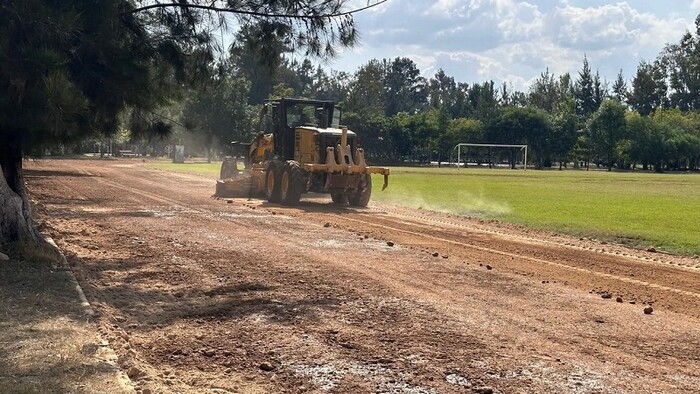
xmin=383 ymin=57 xmax=427 ymax=116
xmin=662 ymin=17 xmax=700 ymax=111
xmin=611 ymin=69 xmax=628 ymax=103
xmin=574 ymin=55 xmax=597 ymax=118
xmin=0 ymin=0 xmax=371 ymax=257
xmin=549 ymin=98 xmax=578 ymax=169
xmin=182 ymin=73 xmax=254 ymax=161
xmin=470 ymin=81 xmax=500 ymax=122
xmin=628 ymin=61 xmax=668 ymax=116
xmin=487 ymin=107 xmax=551 ymax=169
xmin=589 ymin=100 xmax=627 ymax=171
xmin=593 ymin=71 xmax=608 ymax=110
xmin=528 ymin=69 xmax=574 ymax=115
xmin=428 ymin=69 xmax=457 ymax=114
xmin=345 ymin=60 xmax=386 ymax=116
xmin=529 ymin=69 xmax=558 ymax=113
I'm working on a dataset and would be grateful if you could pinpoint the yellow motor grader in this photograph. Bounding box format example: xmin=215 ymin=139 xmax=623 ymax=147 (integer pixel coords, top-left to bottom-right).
xmin=215 ymin=98 xmax=389 ymax=206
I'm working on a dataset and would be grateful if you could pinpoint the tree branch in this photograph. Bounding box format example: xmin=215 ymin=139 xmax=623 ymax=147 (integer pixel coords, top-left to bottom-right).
xmin=128 ymin=0 xmax=389 ymax=18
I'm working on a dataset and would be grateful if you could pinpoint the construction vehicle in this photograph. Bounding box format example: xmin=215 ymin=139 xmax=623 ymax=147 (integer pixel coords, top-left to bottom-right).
xmin=215 ymin=98 xmax=389 ymax=206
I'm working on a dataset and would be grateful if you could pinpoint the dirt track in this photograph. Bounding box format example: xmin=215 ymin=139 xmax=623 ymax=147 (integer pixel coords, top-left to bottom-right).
xmin=26 ymin=159 xmax=700 ymax=394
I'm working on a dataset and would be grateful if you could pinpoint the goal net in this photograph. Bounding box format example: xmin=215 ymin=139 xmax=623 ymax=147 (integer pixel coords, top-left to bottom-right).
xmin=455 ymin=143 xmax=528 ymax=170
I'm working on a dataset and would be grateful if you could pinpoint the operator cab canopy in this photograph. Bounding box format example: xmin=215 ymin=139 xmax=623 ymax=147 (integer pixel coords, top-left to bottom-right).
xmin=262 ymin=98 xmax=343 ymax=130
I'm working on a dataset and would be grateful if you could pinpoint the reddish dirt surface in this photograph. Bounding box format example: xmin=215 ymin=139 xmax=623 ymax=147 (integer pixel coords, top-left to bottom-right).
xmin=25 ymin=159 xmax=700 ymax=394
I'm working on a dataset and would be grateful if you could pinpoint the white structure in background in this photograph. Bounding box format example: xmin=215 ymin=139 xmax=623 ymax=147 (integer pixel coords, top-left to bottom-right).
xmin=173 ymin=145 xmax=185 ymax=163
xmin=455 ymin=143 xmax=528 ymax=170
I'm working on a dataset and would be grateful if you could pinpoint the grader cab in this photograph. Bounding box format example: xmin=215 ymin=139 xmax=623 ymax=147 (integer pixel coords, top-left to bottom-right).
xmin=215 ymin=98 xmax=389 ymax=206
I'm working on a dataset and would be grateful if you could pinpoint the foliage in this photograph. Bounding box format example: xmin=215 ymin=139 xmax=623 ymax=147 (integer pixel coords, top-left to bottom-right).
xmin=182 ymin=72 xmax=255 ymax=158
xmin=589 ymin=100 xmax=627 ymax=171
xmin=487 ymin=107 xmax=551 ymax=168
xmin=628 ymin=61 xmax=668 ymax=116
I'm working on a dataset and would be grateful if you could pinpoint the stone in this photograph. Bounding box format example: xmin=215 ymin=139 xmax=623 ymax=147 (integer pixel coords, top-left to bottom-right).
xmin=227 ymin=200 xmax=233 ymax=204
xmin=0 ymin=252 xmax=9 ymax=261
xmin=644 ymin=306 xmax=654 ymax=315
xmin=432 ymin=252 xmax=440 ymax=257
xmin=647 ymin=246 xmax=656 ymax=253
xmin=142 ymin=389 xmax=152 ymax=394
xmin=259 ymin=362 xmax=275 ymax=372
xmin=386 ymin=241 xmax=395 ymax=247
xmin=616 ymin=297 xmax=623 ymax=303
xmin=203 ymin=349 xmax=216 ymax=357
xmin=485 ymin=265 xmax=493 ymax=270
xmin=324 ymin=223 xmax=331 ymax=228
xmin=473 ymin=387 xmax=494 ymax=394
xmin=601 ymin=293 xmax=612 ymax=299
xmin=127 ymin=366 xmax=143 ymax=378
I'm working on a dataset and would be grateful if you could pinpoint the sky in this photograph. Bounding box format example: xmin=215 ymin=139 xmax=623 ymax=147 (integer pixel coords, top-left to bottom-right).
xmin=323 ymin=0 xmax=700 ymax=92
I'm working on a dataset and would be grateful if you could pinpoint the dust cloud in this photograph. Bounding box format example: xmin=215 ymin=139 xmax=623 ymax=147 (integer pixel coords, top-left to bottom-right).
xmin=384 ymin=190 xmax=511 ymax=218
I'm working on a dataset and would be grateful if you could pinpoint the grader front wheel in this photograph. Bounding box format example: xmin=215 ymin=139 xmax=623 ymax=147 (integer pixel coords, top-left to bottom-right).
xmin=331 ymin=193 xmax=348 ymax=204
xmin=349 ymin=174 xmax=372 ymax=207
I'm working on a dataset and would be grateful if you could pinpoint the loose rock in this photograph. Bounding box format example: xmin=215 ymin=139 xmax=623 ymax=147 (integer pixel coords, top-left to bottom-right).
xmin=432 ymin=252 xmax=440 ymax=257
xmin=127 ymin=366 xmax=143 ymax=378
xmin=485 ymin=265 xmax=493 ymax=270
xmin=473 ymin=387 xmax=494 ymax=394
xmin=203 ymin=349 xmax=216 ymax=357
xmin=601 ymin=292 xmax=612 ymax=299
xmin=647 ymin=246 xmax=656 ymax=253
xmin=0 ymin=252 xmax=9 ymax=261
xmin=324 ymin=223 xmax=331 ymax=228
xmin=616 ymin=297 xmax=623 ymax=303
xmin=644 ymin=306 xmax=654 ymax=315
xmin=386 ymin=241 xmax=395 ymax=247
xmin=259 ymin=362 xmax=275 ymax=372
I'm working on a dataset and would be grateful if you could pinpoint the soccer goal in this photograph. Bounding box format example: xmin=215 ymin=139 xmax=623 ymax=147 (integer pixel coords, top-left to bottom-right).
xmin=455 ymin=143 xmax=528 ymax=170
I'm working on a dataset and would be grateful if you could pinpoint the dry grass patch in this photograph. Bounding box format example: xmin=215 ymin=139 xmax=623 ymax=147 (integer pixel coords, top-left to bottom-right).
xmin=0 ymin=258 xmax=131 ymax=394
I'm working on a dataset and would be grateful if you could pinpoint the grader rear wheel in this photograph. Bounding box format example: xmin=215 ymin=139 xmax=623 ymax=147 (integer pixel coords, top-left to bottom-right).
xmin=280 ymin=161 xmax=303 ymax=206
xmin=265 ymin=165 xmax=282 ymax=203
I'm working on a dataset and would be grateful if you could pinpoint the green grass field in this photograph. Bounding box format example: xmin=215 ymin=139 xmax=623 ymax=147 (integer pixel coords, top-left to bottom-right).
xmin=148 ymin=161 xmax=700 ymax=255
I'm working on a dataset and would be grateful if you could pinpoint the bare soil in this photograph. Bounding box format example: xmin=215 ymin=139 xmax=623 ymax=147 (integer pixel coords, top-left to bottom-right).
xmin=24 ymin=159 xmax=700 ymax=394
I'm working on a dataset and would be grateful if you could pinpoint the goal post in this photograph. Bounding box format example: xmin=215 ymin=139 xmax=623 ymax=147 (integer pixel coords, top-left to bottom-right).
xmin=455 ymin=143 xmax=528 ymax=170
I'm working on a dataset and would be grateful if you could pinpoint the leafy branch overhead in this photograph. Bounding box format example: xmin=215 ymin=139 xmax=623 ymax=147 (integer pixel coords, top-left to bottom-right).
xmin=128 ymin=0 xmax=388 ymax=59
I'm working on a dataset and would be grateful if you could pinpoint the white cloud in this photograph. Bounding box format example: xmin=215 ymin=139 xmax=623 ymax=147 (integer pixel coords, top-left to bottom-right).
xmin=328 ymin=0 xmax=696 ymax=92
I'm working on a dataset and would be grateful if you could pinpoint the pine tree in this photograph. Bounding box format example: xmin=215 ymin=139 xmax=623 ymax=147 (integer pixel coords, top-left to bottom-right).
xmin=574 ymin=56 xmax=597 ymax=118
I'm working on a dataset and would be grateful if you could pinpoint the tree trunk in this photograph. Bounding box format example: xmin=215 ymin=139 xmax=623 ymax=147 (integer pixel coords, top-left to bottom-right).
xmin=0 ymin=137 xmax=45 ymax=258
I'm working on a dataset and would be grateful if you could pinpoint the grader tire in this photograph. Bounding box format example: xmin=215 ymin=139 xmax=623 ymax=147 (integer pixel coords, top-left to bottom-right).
xmin=331 ymin=193 xmax=348 ymax=204
xmin=280 ymin=161 xmax=303 ymax=206
xmin=349 ymin=174 xmax=372 ymax=207
xmin=265 ymin=165 xmax=282 ymax=203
